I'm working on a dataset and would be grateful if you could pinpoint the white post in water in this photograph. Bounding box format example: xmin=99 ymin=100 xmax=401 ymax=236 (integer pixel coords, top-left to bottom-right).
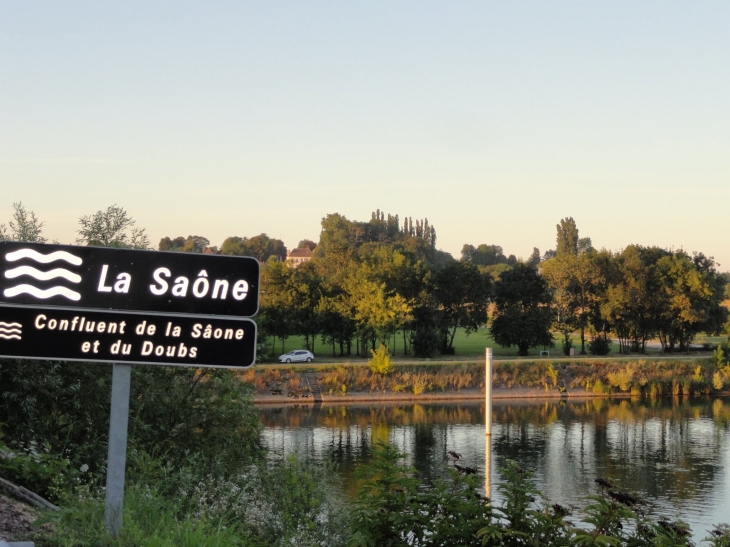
xmin=105 ymin=363 xmax=132 ymax=538
xmin=484 ymin=347 xmax=493 ymax=501
xmin=484 ymin=434 xmax=492 ymax=500
xmin=485 ymin=348 xmax=492 ymax=436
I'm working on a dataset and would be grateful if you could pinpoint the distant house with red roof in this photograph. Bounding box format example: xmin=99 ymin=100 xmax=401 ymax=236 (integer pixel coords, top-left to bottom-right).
xmin=287 ymin=247 xmax=312 ymax=267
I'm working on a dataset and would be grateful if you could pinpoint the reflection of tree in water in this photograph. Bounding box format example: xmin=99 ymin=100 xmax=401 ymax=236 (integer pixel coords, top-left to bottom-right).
xmin=491 ymin=398 xmax=728 ymax=516
xmin=257 ymin=398 xmax=730 ymax=516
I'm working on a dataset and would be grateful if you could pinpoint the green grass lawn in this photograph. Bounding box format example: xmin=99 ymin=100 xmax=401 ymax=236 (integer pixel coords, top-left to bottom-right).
xmin=261 ymin=328 xmax=715 ymax=363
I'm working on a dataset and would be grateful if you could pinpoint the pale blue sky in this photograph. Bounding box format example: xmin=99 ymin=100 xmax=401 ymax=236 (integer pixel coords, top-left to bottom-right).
xmin=1 ymin=2 xmax=728 ymax=267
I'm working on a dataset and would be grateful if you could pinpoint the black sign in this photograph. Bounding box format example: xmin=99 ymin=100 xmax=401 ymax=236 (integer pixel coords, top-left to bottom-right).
xmin=0 ymin=242 xmax=259 ymax=317
xmin=0 ymin=306 xmax=257 ymax=368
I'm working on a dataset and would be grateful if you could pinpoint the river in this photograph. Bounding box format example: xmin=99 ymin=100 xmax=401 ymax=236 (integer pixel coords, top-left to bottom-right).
xmin=257 ymin=397 xmax=730 ymax=540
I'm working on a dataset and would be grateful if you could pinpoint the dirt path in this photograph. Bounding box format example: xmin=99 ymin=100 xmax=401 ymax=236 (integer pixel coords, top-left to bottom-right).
xmin=0 ymin=494 xmax=38 ymax=542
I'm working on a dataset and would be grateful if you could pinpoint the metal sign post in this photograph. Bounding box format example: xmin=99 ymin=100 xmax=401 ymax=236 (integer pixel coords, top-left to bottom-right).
xmin=104 ymin=364 xmax=132 ymax=538
xmin=0 ymin=242 xmax=261 ymax=538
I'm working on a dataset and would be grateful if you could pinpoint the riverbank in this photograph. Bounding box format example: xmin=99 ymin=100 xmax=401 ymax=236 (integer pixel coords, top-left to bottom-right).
xmin=247 ymin=356 xmax=730 ymax=405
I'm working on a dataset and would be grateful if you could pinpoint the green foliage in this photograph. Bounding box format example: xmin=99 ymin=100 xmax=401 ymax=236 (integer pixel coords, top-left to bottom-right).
xmin=714 ymin=342 xmax=730 ymax=367
xmin=705 ymin=524 xmax=730 ymax=547
xmin=561 ymin=335 xmax=574 ymax=356
xmin=349 ymin=443 xmax=490 ymax=547
xmin=481 ymin=460 xmax=574 ymax=546
xmin=0 ymin=439 xmax=80 ymax=500
xmin=0 ymin=359 xmax=113 ymax=490
xmin=128 ymin=366 xmax=262 ymax=475
xmin=159 ymin=235 xmax=210 ymax=253
xmin=0 ymin=360 xmax=262 ymax=497
xmin=48 ymin=474 xmax=257 ymax=546
xmin=410 ymin=306 xmax=444 ymax=358
xmin=461 ymin=243 xmax=513 ymax=266
xmin=589 ymin=335 xmax=612 ymax=356
xmin=490 ymin=263 xmax=554 ymax=356
xmin=0 ymin=201 xmax=46 ymax=242
xmin=556 ymin=217 xmax=579 ymax=257
xmin=433 ymin=260 xmax=492 ymax=353
xmin=76 ymin=204 xmax=150 ymax=249
xmin=186 ymin=454 xmax=350 ymax=547
xmin=368 ymin=345 xmax=393 ymax=375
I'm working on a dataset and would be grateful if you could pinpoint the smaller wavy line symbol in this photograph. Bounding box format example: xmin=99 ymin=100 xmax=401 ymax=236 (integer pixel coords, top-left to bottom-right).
xmin=6 ymin=249 xmax=83 ymax=266
xmin=5 ymin=265 xmax=82 ymax=283
xmin=0 ymin=321 xmax=22 ymax=340
xmin=4 ymin=284 xmax=81 ymax=301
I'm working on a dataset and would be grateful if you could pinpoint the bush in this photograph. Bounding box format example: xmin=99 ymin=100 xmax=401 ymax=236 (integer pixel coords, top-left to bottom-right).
xmin=0 ymin=439 xmax=79 ymax=500
xmin=349 ymin=443 xmax=490 ymax=546
xmin=51 ymin=452 xmax=350 ymax=547
xmin=589 ymin=335 xmax=612 ymax=356
xmin=368 ymin=346 xmax=393 ymax=375
xmin=0 ymin=359 xmax=263 ymax=488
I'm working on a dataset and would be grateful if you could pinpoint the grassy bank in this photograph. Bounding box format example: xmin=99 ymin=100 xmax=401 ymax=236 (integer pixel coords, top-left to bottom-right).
xmin=242 ymin=357 xmax=730 ymax=400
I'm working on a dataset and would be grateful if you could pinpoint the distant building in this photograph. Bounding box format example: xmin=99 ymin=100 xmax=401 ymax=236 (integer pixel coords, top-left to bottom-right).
xmin=287 ymin=247 xmax=312 ymax=267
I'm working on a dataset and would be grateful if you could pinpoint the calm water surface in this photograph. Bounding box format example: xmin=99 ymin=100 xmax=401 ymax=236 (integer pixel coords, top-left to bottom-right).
xmin=258 ymin=398 xmax=730 ymax=540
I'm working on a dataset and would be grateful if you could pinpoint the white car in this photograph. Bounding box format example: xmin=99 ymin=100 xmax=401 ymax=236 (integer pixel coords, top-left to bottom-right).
xmin=278 ymin=350 xmax=314 ymax=363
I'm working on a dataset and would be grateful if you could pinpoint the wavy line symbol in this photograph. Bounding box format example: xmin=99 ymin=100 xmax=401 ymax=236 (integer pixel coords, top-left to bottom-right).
xmin=5 ymin=265 xmax=82 ymax=283
xmin=6 ymin=249 xmax=83 ymax=266
xmin=0 ymin=321 xmax=22 ymax=340
xmin=3 ymin=284 xmax=81 ymax=301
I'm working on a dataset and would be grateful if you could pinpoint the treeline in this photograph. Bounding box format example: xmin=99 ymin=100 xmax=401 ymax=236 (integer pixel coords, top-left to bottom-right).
xmin=253 ymin=214 xmax=729 ymax=359
xmin=2 ymin=203 xmax=729 ymax=358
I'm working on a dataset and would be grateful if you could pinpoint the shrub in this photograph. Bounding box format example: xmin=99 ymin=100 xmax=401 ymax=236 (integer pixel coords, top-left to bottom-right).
xmin=588 ymin=335 xmax=612 ymax=356
xmin=607 ymin=367 xmax=635 ymax=392
xmin=0 ymin=359 xmax=263 ymax=487
xmin=368 ymin=346 xmax=393 ymax=375
xmin=543 ymin=362 xmax=558 ymax=391
xmin=412 ymin=374 xmax=429 ymax=395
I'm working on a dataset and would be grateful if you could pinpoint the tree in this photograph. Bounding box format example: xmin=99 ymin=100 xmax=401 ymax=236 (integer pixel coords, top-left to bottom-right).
xmin=526 ymin=248 xmax=541 ymax=267
xmin=159 ymin=235 xmax=209 ymax=252
xmin=433 ymin=261 xmax=491 ymax=353
xmin=288 ymin=261 xmax=323 ymax=352
xmin=0 ymin=202 xmax=46 ymax=243
xmin=260 ymin=259 xmax=294 ymax=355
xmin=313 ymin=213 xmax=356 ymax=275
xmin=298 ymin=239 xmax=317 ymax=251
xmin=159 ymin=236 xmax=186 ymax=251
xmin=543 ymin=252 xmax=605 ymax=355
xmin=220 ymin=236 xmax=250 ymax=256
xmin=600 ymin=246 xmax=666 ymax=353
xmin=570 ymin=252 xmax=605 ymax=353
xmin=490 ymin=263 xmax=553 ymax=356
xmin=578 ymin=237 xmax=594 ymax=255
xmin=461 ymin=244 xmax=507 ymax=266
xmin=346 ymin=276 xmax=410 ymax=350
xmin=77 ymin=204 xmax=150 ymax=249
xmin=654 ymin=251 xmax=728 ymax=352
xmin=556 ymin=217 xmax=579 ymax=257
xmin=540 ymin=256 xmax=578 ymax=355
xmin=247 ymin=233 xmax=287 ymax=262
